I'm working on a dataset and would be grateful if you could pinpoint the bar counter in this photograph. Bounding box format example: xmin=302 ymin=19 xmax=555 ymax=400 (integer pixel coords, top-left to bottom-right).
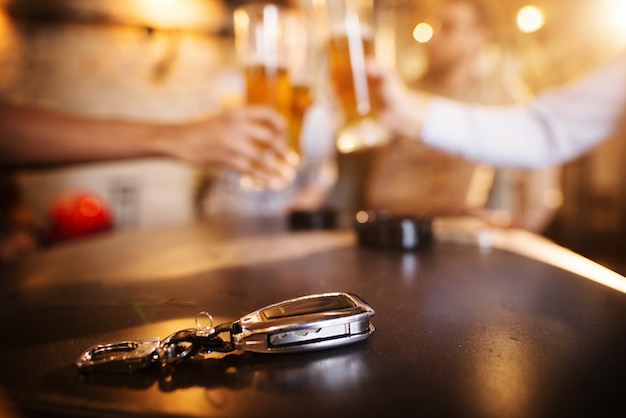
xmin=1 ymin=217 xmax=625 ymax=418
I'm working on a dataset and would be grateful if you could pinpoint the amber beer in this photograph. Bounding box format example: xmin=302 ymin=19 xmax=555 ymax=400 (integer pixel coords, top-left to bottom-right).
xmin=244 ymin=65 xmax=311 ymax=157
xmin=288 ymin=84 xmax=313 ymax=156
xmin=328 ymin=33 xmax=378 ymax=127
xmin=245 ymin=65 xmax=292 ymax=118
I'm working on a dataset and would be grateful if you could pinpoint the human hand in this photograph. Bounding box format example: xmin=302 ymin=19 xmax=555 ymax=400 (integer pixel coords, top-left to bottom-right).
xmin=158 ymin=106 xmax=298 ymax=191
xmin=367 ymin=61 xmax=432 ymax=140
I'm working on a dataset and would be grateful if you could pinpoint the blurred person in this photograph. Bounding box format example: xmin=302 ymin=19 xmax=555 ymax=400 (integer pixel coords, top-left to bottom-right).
xmin=0 ymin=100 xmax=298 ymax=261
xmin=367 ymin=46 xmax=626 ymax=170
xmin=366 ymin=0 xmax=561 ymax=232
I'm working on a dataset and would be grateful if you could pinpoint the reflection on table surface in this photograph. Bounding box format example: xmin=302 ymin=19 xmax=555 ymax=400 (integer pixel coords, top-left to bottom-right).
xmin=2 ymin=216 xmax=626 ymax=418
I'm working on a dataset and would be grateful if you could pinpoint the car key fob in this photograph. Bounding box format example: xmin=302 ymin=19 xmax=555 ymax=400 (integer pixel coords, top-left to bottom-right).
xmin=231 ymin=292 xmax=375 ymax=353
xmin=76 ymin=292 xmax=375 ymax=373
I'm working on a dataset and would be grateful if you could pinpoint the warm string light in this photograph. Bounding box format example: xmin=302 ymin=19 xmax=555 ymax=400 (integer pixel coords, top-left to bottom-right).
xmin=411 ymin=5 xmax=547 ymax=43
xmin=409 ymin=4 xmax=547 ymax=43
xmin=515 ymin=2 xmax=624 ymax=40
xmin=106 ymin=0 xmax=226 ymax=31
xmin=517 ymin=5 xmax=545 ymax=34
xmin=412 ymin=22 xmax=434 ymax=43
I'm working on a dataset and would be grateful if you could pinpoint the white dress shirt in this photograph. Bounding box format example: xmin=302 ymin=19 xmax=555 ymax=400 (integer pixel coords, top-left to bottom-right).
xmin=422 ymin=51 xmax=626 ymax=168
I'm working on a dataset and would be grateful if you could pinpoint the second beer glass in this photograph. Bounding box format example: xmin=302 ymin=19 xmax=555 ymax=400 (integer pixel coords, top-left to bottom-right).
xmin=325 ymin=0 xmax=390 ymax=153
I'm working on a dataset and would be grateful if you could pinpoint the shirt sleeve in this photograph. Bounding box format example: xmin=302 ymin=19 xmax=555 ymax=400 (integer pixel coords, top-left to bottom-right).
xmin=421 ymin=52 xmax=626 ymax=169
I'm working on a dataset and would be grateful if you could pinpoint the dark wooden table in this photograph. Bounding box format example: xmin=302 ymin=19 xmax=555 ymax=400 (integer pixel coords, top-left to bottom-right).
xmin=1 ymin=217 xmax=626 ymax=418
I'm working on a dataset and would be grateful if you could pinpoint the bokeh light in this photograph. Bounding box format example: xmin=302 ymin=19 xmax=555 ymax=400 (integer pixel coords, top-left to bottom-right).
xmin=517 ymin=5 xmax=545 ymax=34
xmin=607 ymin=0 xmax=626 ymax=40
xmin=413 ymin=22 xmax=434 ymax=43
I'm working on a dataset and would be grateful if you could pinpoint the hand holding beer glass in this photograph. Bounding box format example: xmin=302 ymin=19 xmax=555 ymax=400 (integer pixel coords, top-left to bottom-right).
xmin=233 ymin=3 xmax=313 ymax=189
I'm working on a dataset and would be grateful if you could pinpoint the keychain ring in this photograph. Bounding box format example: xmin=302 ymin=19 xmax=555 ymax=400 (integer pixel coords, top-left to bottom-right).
xmin=195 ymin=311 xmax=215 ymax=336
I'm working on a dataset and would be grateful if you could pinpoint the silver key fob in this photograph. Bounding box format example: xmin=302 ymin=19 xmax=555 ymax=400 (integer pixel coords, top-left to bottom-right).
xmin=231 ymin=292 xmax=375 ymax=353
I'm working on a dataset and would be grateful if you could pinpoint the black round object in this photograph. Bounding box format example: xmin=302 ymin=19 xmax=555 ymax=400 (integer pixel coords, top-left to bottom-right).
xmin=354 ymin=210 xmax=433 ymax=251
xmin=288 ymin=208 xmax=337 ymax=231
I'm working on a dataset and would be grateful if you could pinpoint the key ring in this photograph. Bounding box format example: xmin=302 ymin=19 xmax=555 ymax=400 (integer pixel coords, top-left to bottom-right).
xmin=160 ymin=313 xmax=234 ymax=363
xmin=195 ymin=311 xmax=215 ymax=337
xmin=161 ymin=329 xmax=199 ymax=363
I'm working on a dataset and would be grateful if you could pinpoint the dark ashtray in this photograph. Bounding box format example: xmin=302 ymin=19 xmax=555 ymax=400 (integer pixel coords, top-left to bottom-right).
xmin=354 ymin=210 xmax=433 ymax=251
xmin=288 ymin=208 xmax=337 ymax=231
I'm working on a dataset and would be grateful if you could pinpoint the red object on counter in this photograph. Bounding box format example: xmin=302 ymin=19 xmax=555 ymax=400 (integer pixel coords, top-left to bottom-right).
xmin=48 ymin=191 xmax=113 ymax=243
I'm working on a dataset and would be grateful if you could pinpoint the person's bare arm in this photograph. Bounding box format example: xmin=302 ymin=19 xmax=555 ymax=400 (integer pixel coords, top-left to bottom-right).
xmin=0 ymin=102 xmax=297 ymax=190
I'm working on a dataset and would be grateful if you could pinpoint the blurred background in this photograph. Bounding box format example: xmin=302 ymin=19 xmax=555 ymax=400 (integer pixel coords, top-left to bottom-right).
xmin=0 ymin=0 xmax=624 ymax=272
xmin=374 ymin=0 xmax=626 ymax=275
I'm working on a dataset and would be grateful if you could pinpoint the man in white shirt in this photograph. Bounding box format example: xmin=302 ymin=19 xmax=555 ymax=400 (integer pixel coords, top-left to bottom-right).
xmin=368 ymin=51 xmax=626 ymax=168
xmin=366 ymin=0 xmax=562 ymax=232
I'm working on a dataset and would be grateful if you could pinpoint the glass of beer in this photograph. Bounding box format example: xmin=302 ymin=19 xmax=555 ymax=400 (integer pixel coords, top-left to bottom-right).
xmin=283 ymin=7 xmax=316 ymax=160
xmin=233 ymin=3 xmax=313 ymax=188
xmin=324 ymin=0 xmax=390 ymax=153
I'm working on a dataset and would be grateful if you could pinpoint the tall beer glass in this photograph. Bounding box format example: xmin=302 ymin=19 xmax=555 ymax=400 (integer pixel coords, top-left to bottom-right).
xmin=283 ymin=7 xmax=315 ymax=160
xmin=233 ymin=3 xmax=312 ymax=188
xmin=325 ymin=0 xmax=390 ymax=153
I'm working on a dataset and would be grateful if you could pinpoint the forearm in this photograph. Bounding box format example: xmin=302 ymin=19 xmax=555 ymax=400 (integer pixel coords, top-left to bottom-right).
xmin=420 ymin=52 xmax=626 ymax=168
xmin=421 ymin=99 xmax=572 ymax=168
xmin=0 ymin=102 xmax=169 ymax=167
xmin=422 ymin=98 xmax=621 ymax=169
